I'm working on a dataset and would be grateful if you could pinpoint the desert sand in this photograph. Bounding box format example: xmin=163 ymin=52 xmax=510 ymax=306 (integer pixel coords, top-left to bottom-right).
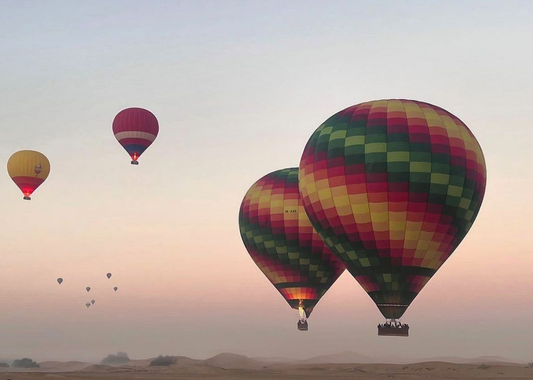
xmin=0 ymin=353 xmax=532 ymax=380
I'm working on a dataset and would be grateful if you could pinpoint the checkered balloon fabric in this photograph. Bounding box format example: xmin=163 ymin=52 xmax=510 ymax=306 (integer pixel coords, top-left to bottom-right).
xmin=299 ymin=100 xmax=486 ymax=319
xmin=239 ymin=168 xmax=345 ymax=317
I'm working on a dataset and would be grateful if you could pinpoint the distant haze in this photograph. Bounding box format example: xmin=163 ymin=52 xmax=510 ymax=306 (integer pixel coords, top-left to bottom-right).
xmin=0 ymin=0 xmax=532 ymax=363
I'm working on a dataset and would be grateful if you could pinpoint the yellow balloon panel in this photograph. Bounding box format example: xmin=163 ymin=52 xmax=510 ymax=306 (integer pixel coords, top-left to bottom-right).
xmin=7 ymin=150 xmax=50 ymax=198
xmin=7 ymin=150 xmax=50 ymax=179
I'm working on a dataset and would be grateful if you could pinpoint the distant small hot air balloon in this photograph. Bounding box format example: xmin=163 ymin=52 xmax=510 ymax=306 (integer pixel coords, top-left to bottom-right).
xmin=106 ymin=273 xmax=112 ymax=279
xmin=57 ymin=278 xmax=63 ymax=285
xmin=85 ymin=302 xmax=91 ymax=309
xmin=7 ymin=150 xmax=51 ymax=200
xmin=91 ymin=300 xmax=95 ymax=305
xmin=112 ymin=108 xmax=159 ymax=165
xmin=113 ymin=287 xmax=118 ymax=292
xmin=86 ymin=287 xmax=91 ymax=292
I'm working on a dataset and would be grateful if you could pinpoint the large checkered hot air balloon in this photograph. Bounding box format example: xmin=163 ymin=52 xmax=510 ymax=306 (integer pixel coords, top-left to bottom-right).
xmin=112 ymin=107 xmax=159 ymax=165
xmin=299 ymin=99 xmax=486 ymax=336
xmin=239 ymin=168 xmax=345 ymax=331
xmin=7 ymin=150 xmax=51 ymax=200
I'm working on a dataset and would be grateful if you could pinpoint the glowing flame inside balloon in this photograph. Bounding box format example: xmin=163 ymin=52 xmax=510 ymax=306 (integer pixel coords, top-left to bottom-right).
xmin=298 ymin=306 xmax=306 ymax=321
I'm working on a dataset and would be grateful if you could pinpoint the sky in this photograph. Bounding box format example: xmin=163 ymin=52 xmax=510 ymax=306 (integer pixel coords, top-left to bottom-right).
xmin=0 ymin=0 xmax=532 ymax=363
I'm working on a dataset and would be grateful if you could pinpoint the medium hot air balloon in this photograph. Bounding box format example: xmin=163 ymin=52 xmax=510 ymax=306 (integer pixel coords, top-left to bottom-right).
xmin=57 ymin=278 xmax=63 ymax=285
xmin=299 ymin=99 xmax=487 ymax=336
xmin=7 ymin=150 xmax=50 ymax=200
xmin=106 ymin=273 xmax=112 ymax=279
xmin=239 ymin=168 xmax=345 ymax=331
xmin=86 ymin=287 xmax=91 ymax=292
xmin=113 ymin=287 xmax=118 ymax=292
xmin=86 ymin=302 xmax=91 ymax=309
xmin=91 ymin=300 xmax=96 ymax=305
xmin=112 ymin=107 xmax=159 ymax=165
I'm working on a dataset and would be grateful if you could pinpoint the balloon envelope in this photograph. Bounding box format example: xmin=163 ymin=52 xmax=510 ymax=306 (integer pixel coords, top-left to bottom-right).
xmin=7 ymin=150 xmax=50 ymax=200
xmin=114 ymin=287 xmax=118 ymax=292
xmin=85 ymin=303 xmax=91 ymax=308
xmin=239 ymin=168 xmax=345 ymax=317
xmin=299 ymin=99 xmax=487 ymax=319
xmin=86 ymin=287 xmax=91 ymax=292
xmin=106 ymin=273 xmax=112 ymax=279
xmin=91 ymin=300 xmax=95 ymax=305
xmin=112 ymin=108 xmax=159 ymax=164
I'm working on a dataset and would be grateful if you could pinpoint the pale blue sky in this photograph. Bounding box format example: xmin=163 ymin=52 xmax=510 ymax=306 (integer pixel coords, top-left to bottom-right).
xmin=0 ymin=0 xmax=532 ymax=363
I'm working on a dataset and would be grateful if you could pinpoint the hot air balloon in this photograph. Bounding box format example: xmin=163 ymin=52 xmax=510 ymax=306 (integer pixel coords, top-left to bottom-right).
xmin=106 ymin=273 xmax=112 ymax=279
xmin=57 ymin=278 xmax=63 ymax=285
xmin=299 ymin=99 xmax=487 ymax=336
xmin=7 ymin=150 xmax=50 ymax=200
xmin=91 ymin=300 xmax=96 ymax=305
xmin=86 ymin=302 xmax=91 ymax=309
xmin=86 ymin=287 xmax=91 ymax=292
xmin=114 ymin=287 xmax=118 ymax=292
xmin=112 ymin=107 xmax=159 ymax=165
xmin=239 ymin=168 xmax=345 ymax=331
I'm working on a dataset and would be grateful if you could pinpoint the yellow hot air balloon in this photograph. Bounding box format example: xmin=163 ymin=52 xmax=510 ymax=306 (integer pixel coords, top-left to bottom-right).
xmin=7 ymin=150 xmax=51 ymax=200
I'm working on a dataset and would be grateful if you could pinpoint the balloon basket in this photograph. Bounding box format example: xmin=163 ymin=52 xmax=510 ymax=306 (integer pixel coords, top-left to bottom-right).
xmin=131 ymin=160 xmax=139 ymax=165
xmin=378 ymin=323 xmax=409 ymax=337
xmin=297 ymin=320 xmax=308 ymax=331
xmin=23 ymin=196 xmax=31 ymax=200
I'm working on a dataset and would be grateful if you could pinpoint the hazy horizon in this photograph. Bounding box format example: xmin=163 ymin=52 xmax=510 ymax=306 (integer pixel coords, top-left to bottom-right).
xmin=0 ymin=349 xmax=523 ymax=365
xmin=1 ymin=0 xmax=532 ymax=364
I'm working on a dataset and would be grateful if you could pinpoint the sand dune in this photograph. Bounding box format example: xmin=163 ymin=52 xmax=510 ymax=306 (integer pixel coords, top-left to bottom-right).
xmin=0 ymin=362 xmax=532 ymax=380
xmin=1 ymin=354 xmax=531 ymax=379
xmin=38 ymin=361 xmax=93 ymax=371
xmin=0 ymin=360 xmax=92 ymax=373
xmin=81 ymin=364 xmax=117 ymax=372
xmin=422 ymin=355 xmax=520 ymax=364
xmin=204 ymin=352 xmax=271 ymax=370
xmin=302 ymin=350 xmax=374 ymax=364
xmin=84 ymin=357 xmax=533 ymax=379
xmin=252 ymin=356 xmax=297 ymax=364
